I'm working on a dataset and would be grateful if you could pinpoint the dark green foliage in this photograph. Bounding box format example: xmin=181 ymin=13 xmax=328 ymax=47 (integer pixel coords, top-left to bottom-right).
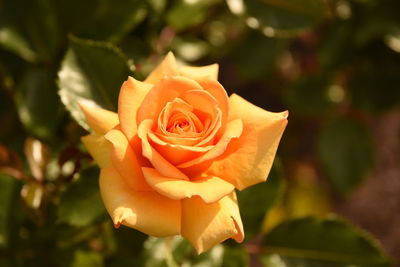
xmin=245 ymin=0 xmax=328 ymax=32
xmin=0 ymin=174 xmax=21 ymax=249
xmin=261 ymin=217 xmax=391 ymax=266
xmin=233 ymin=30 xmax=287 ymax=81
xmin=58 ymin=166 xmax=107 ymax=227
xmin=317 ymin=118 xmax=373 ymax=196
xmin=237 ymin=162 xmax=285 ymax=240
xmin=284 ymin=74 xmax=333 ymax=116
xmin=58 ymin=36 xmax=134 ymax=130
xmin=54 ymin=0 xmax=147 ymax=42
xmin=0 ymin=0 xmax=397 ymax=265
xmin=0 ymin=0 xmax=61 ymax=62
xmin=16 ymin=68 xmax=62 ymax=140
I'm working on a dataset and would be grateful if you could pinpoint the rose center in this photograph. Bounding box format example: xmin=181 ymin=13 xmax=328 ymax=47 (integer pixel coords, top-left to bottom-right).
xmin=167 ymin=112 xmax=196 ymax=134
xmin=169 ymin=119 xmax=189 ymax=133
xmin=157 ymin=98 xmax=206 ymax=137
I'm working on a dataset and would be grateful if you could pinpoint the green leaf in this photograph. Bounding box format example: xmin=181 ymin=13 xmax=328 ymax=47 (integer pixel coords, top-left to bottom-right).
xmin=172 ymin=36 xmax=210 ymax=62
xmin=0 ymin=28 xmax=37 ymax=62
xmin=148 ymin=0 xmax=167 ymax=13
xmin=234 ymin=30 xmax=286 ymax=81
xmin=143 ymin=237 xmax=181 ymax=267
xmin=237 ymin=162 xmax=285 ymax=239
xmin=0 ymin=0 xmax=61 ymax=62
xmin=143 ymin=236 xmax=225 ymax=267
xmin=0 ymin=80 xmax=26 ymax=149
xmin=317 ymin=118 xmax=373 ymax=196
xmin=15 ymin=68 xmax=62 ymax=140
xmin=119 ymin=36 xmax=151 ymax=64
xmin=58 ymin=36 xmax=134 ymax=130
xmin=58 ymin=166 xmax=106 ymax=227
xmin=0 ymin=173 xmax=20 ymax=249
xmin=285 ymin=177 xmax=332 ymax=219
xmin=105 ymin=223 xmax=147 ymax=267
xmin=166 ymin=0 xmax=219 ymax=31
xmin=260 ymin=217 xmax=391 ymax=266
xmin=243 ymin=0 xmax=328 ymax=32
xmin=348 ymin=56 xmax=400 ymax=113
xmin=190 ymin=245 xmax=224 ymax=267
xmin=284 ymin=74 xmax=333 ymax=116
xmin=71 ymin=250 xmax=104 ymax=267
xmin=255 ymin=0 xmax=327 ymax=16
xmin=54 ymin=0 xmax=147 ymax=43
xmin=352 ymin=3 xmax=400 ymax=47
xmin=0 ymin=257 xmax=13 ymax=267
xmin=222 ymin=246 xmax=249 ymax=267
xmin=317 ymin=22 xmax=355 ymax=72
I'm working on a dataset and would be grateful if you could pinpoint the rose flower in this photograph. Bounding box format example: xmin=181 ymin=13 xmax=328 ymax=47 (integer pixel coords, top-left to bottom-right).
xmin=79 ymin=52 xmax=288 ymax=254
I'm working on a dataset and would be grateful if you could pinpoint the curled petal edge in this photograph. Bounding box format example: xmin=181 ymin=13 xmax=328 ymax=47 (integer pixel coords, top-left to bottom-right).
xmin=181 ymin=192 xmax=244 ymax=254
xmin=142 ymin=167 xmax=235 ymax=204
xmin=100 ymin=167 xmax=181 ymax=237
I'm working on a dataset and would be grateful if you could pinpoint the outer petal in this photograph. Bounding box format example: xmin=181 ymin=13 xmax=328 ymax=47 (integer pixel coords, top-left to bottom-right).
xmin=78 ymin=102 xmax=119 ymax=135
xmin=142 ymin=167 xmax=234 ymax=204
xmin=137 ymin=119 xmax=188 ymax=180
xmin=81 ymin=134 xmax=112 ymax=168
xmin=100 ymin=167 xmax=181 ymax=237
xmin=181 ymin=192 xmax=244 ymax=254
xmin=208 ymin=94 xmax=288 ymax=190
xmin=104 ymin=129 xmax=152 ymax=191
xmin=180 ymin=64 xmax=219 ymax=81
xmin=118 ymin=76 xmax=153 ymax=140
xmin=144 ymin=52 xmax=180 ymax=84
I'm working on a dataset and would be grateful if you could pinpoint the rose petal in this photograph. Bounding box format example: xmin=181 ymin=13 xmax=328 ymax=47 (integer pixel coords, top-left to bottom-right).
xmin=171 ymin=86 xmax=225 ymax=147
xmin=148 ymin=132 xmax=214 ymax=165
xmin=208 ymin=94 xmax=288 ymax=190
xmin=104 ymin=129 xmax=152 ymax=191
xmin=197 ymin=79 xmax=229 ymax=137
xmin=155 ymin=135 xmax=203 ymax=147
xmin=179 ymin=64 xmax=219 ymax=81
xmin=195 ymin=109 xmax=222 ymax=147
xmin=100 ymin=167 xmax=181 ymax=236
xmin=177 ymin=119 xmax=243 ymax=168
xmin=137 ymin=119 xmax=188 ymax=180
xmin=157 ymin=97 xmax=203 ymax=139
xmin=118 ymin=76 xmax=153 ymax=140
xmin=137 ymin=76 xmax=203 ymax=126
xmin=154 ymin=94 xmax=221 ymax=148
xmin=142 ymin=167 xmax=234 ymax=203
xmin=181 ymin=89 xmax=218 ymax=122
xmin=78 ymin=102 xmax=119 ymax=135
xmin=144 ymin=52 xmax=180 ymax=84
xmin=181 ymin=192 xmax=244 ymax=254
xmin=81 ymin=134 xmax=112 ymax=168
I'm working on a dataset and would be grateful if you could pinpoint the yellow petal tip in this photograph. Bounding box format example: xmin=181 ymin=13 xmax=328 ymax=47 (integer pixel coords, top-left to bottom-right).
xmin=282 ymin=110 xmax=289 ymax=119
xmin=78 ymin=101 xmax=119 ymax=135
xmin=112 ymin=207 xmax=137 ymax=228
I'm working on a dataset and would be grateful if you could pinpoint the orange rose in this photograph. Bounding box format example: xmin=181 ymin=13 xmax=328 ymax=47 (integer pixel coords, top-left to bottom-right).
xmin=79 ymin=52 xmax=288 ymax=253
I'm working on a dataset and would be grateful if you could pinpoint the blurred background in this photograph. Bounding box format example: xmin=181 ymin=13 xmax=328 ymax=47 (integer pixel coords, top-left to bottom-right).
xmin=0 ymin=0 xmax=399 ymax=266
